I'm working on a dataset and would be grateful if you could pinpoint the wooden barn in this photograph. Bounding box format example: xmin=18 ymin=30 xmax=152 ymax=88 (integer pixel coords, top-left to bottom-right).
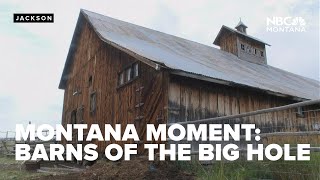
xmin=59 ymin=9 xmax=320 ymax=153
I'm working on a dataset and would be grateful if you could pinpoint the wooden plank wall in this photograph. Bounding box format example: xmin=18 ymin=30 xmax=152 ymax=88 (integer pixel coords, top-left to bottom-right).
xmin=61 ymin=19 xmax=168 ymax=153
xmin=168 ymin=75 xmax=320 ymax=134
xmin=237 ymin=36 xmax=267 ymax=64
xmin=219 ymin=33 xmax=238 ymax=56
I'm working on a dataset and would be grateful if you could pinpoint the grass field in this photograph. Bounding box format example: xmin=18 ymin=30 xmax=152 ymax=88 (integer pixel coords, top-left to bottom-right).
xmin=0 ymin=153 xmax=319 ymax=180
xmin=176 ymin=152 xmax=320 ymax=180
xmin=0 ymin=155 xmax=46 ymax=180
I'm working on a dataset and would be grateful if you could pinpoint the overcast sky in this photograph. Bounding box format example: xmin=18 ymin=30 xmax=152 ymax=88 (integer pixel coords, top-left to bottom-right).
xmin=0 ymin=0 xmax=319 ymax=135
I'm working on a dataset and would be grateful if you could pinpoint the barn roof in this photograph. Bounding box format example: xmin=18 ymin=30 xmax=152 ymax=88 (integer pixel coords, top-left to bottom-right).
xmin=59 ymin=9 xmax=320 ymax=100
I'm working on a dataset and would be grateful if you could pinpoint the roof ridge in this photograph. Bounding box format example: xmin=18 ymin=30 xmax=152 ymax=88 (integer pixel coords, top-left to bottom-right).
xmin=81 ymin=9 xmax=221 ymax=51
xmin=81 ymin=10 xmax=275 ymax=68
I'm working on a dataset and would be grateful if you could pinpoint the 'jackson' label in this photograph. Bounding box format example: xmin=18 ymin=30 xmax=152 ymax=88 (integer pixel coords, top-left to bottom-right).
xmin=13 ymin=13 xmax=54 ymax=23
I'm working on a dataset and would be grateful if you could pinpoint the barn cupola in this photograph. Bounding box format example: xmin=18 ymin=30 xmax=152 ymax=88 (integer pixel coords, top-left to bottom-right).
xmin=213 ymin=20 xmax=271 ymax=65
xmin=235 ymin=19 xmax=248 ymax=34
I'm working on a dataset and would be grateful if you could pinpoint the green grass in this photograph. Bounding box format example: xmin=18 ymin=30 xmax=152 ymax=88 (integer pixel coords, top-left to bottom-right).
xmin=0 ymin=155 xmax=45 ymax=180
xmin=0 ymin=170 xmax=43 ymax=180
xmin=0 ymin=155 xmax=18 ymax=164
xmin=0 ymin=151 xmax=319 ymax=180
xmin=176 ymin=152 xmax=320 ymax=180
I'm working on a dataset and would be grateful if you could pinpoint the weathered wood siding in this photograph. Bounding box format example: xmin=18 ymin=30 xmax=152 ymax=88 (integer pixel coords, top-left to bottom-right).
xmin=168 ymin=75 xmax=320 ymax=134
xmin=218 ymin=30 xmax=267 ymax=65
xmin=61 ymin=19 xmax=168 ymax=153
xmin=237 ymin=36 xmax=267 ymax=64
xmin=219 ymin=33 xmax=238 ymax=56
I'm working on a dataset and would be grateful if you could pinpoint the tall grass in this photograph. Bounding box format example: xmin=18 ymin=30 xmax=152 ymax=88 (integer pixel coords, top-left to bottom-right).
xmin=176 ymin=152 xmax=320 ymax=180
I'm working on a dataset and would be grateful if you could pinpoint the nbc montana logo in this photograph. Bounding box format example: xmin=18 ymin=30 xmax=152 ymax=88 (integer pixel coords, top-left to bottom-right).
xmin=266 ymin=17 xmax=306 ymax=32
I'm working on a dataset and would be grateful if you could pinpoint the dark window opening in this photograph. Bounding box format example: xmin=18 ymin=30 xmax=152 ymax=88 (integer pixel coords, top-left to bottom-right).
xmin=77 ymin=106 xmax=84 ymax=123
xmin=260 ymin=51 xmax=264 ymax=57
xmin=254 ymin=49 xmax=257 ymax=54
xmin=88 ymin=76 xmax=93 ymax=87
xmin=90 ymin=92 xmax=97 ymax=115
xmin=241 ymin=44 xmax=245 ymax=50
xmin=71 ymin=110 xmax=77 ymax=124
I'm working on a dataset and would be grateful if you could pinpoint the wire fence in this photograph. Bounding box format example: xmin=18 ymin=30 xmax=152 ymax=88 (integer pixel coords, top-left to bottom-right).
xmin=0 ymin=131 xmax=16 ymax=155
xmin=0 ymin=129 xmax=57 ymax=156
xmin=169 ymin=99 xmax=320 ymax=179
xmin=0 ymin=131 xmax=15 ymax=140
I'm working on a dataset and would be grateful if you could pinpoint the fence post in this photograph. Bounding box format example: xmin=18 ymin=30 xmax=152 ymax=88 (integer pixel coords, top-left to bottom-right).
xmin=27 ymin=121 xmax=31 ymax=144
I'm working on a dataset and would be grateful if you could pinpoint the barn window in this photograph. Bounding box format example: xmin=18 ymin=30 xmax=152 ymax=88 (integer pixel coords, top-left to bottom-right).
xmin=126 ymin=68 xmax=132 ymax=81
xmin=133 ymin=63 xmax=139 ymax=77
xmin=118 ymin=72 xmax=124 ymax=85
xmin=90 ymin=92 xmax=97 ymax=115
xmin=77 ymin=106 xmax=84 ymax=123
xmin=254 ymin=49 xmax=257 ymax=55
xmin=241 ymin=44 xmax=245 ymax=50
xmin=296 ymin=107 xmax=305 ymax=118
xmin=260 ymin=51 xmax=264 ymax=57
xmin=88 ymin=76 xmax=93 ymax=87
xmin=71 ymin=110 xmax=77 ymax=124
xmin=117 ymin=62 xmax=139 ymax=87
